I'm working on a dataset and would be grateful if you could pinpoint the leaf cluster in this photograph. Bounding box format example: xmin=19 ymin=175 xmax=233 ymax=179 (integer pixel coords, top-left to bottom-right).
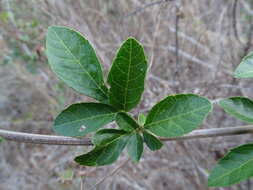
xmin=46 ymin=26 xmax=212 ymax=166
xmin=208 ymin=51 xmax=253 ymax=187
xmin=47 ymin=26 xmax=253 ymax=188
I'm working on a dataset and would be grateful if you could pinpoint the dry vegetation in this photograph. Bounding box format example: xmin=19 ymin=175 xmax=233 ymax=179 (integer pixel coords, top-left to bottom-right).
xmin=1 ymin=0 xmax=253 ymax=189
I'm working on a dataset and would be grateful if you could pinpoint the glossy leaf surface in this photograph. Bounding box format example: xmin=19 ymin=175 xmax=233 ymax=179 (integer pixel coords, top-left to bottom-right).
xmin=143 ymin=131 xmax=163 ymax=151
xmin=116 ymin=112 xmax=139 ymax=132
xmin=208 ymin=143 xmax=253 ymax=187
xmin=219 ymin=97 xmax=253 ymax=123
xmin=46 ymin=26 xmax=108 ymax=102
xmin=234 ymin=52 xmax=253 ymax=78
xmin=127 ymin=133 xmax=143 ymax=162
xmin=108 ymin=37 xmax=148 ymax=111
xmin=144 ymin=94 xmax=212 ymax=137
xmin=75 ymin=130 xmax=128 ymax=166
xmin=92 ymin=129 xmax=127 ymax=146
xmin=138 ymin=113 xmax=146 ymax=126
xmin=53 ymin=103 xmax=116 ymax=137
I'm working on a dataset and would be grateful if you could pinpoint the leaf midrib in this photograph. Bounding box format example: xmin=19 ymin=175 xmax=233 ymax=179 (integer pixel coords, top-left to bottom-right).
xmin=56 ymin=112 xmax=115 ymax=127
xmin=52 ymin=29 xmax=108 ymax=98
xmin=123 ymin=39 xmax=132 ymax=110
xmin=224 ymin=109 xmax=253 ymax=122
xmin=209 ymin=154 xmax=253 ymax=186
xmin=128 ymin=133 xmax=142 ymax=160
xmin=235 ymin=52 xmax=253 ymax=76
xmin=95 ymin=133 xmax=129 ymax=165
xmin=145 ymin=104 xmax=210 ymax=128
xmin=220 ymin=101 xmax=253 ymax=123
xmin=235 ymin=70 xmax=253 ymax=76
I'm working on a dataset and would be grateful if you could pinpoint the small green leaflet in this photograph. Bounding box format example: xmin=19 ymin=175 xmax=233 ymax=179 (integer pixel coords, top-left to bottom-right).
xmin=45 ymin=26 xmax=218 ymax=172
xmin=115 ymin=113 xmax=144 ymax=162
xmin=234 ymin=51 xmax=253 ymax=78
xmin=0 ymin=137 xmax=4 ymax=144
xmin=143 ymin=131 xmax=163 ymax=151
xmin=53 ymin=103 xmax=116 ymax=137
xmin=75 ymin=129 xmax=128 ymax=166
xmin=46 ymin=26 xmax=108 ymax=102
xmin=116 ymin=112 xmax=139 ymax=132
xmin=92 ymin=129 xmax=126 ymax=146
xmin=108 ymin=37 xmax=148 ymax=111
xmin=219 ymin=97 xmax=253 ymax=123
xmin=144 ymin=94 xmax=212 ymax=137
xmin=208 ymin=143 xmax=253 ymax=187
xmin=138 ymin=113 xmax=146 ymax=126
xmin=127 ymin=133 xmax=143 ymax=162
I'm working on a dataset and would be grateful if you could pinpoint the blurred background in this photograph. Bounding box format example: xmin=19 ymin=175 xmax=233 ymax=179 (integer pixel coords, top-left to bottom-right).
xmin=1 ymin=0 xmax=253 ymax=189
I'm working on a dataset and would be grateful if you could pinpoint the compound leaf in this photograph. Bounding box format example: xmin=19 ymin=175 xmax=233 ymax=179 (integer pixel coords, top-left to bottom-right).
xmin=143 ymin=131 xmax=163 ymax=151
xmin=219 ymin=97 xmax=253 ymax=123
xmin=53 ymin=103 xmax=116 ymax=137
xmin=108 ymin=37 xmax=148 ymax=111
xmin=127 ymin=133 xmax=143 ymax=162
xmin=116 ymin=112 xmax=139 ymax=132
xmin=144 ymin=94 xmax=212 ymax=137
xmin=234 ymin=51 xmax=253 ymax=78
xmin=46 ymin=26 xmax=108 ymax=102
xmin=208 ymin=143 xmax=253 ymax=187
xmin=75 ymin=130 xmax=128 ymax=166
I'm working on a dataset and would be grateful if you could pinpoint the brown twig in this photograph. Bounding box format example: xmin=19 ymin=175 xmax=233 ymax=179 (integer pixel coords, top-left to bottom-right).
xmin=1 ymin=125 xmax=253 ymax=146
xmin=88 ymin=158 xmax=130 ymax=190
xmin=0 ymin=129 xmax=92 ymax=145
xmin=147 ymin=2 xmax=163 ymax=73
xmin=125 ymin=0 xmax=166 ymax=17
xmin=243 ymin=0 xmax=253 ymax=56
xmin=232 ymin=0 xmax=243 ymax=45
xmin=175 ymin=4 xmax=180 ymax=75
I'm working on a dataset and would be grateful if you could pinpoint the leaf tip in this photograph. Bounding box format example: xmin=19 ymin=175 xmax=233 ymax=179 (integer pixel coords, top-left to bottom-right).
xmin=126 ymin=36 xmax=144 ymax=48
xmin=47 ymin=25 xmax=64 ymax=35
xmin=233 ymin=71 xmax=242 ymax=78
xmin=74 ymin=155 xmax=97 ymax=166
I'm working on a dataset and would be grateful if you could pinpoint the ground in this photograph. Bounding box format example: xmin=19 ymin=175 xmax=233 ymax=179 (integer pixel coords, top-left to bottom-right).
xmin=1 ymin=0 xmax=253 ymax=189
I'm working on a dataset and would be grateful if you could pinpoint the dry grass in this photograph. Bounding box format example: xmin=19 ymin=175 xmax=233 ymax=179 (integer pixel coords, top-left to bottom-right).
xmin=1 ymin=0 xmax=253 ymax=189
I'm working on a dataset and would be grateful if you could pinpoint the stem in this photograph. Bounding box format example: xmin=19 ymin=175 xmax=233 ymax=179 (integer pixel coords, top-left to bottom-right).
xmin=160 ymin=125 xmax=253 ymax=141
xmin=126 ymin=0 xmax=165 ymax=17
xmin=88 ymin=158 xmax=130 ymax=190
xmin=232 ymin=0 xmax=243 ymax=45
xmin=0 ymin=129 xmax=92 ymax=145
xmin=175 ymin=4 xmax=180 ymax=76
xmin=1 ymin=125 xmax=253 ymax=145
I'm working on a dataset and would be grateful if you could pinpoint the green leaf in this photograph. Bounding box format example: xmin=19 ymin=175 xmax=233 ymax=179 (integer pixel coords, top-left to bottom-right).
xmin=218 ymin=97 xmax=253 ymax=123
xmin=0 ymin=137 xmax=4 ymax=144
xmin=138 ymin=113 xmax=146 ymax=126
xmin=144 ymin=94 xmax=212 ymax=137
xmin=108 ymin=37 xmax=148 ymax=111
xmin=53 ymin=103 xmax=116 ymax=137
xmin=46 ymin=26 xmax=108 ymax=102
xmin=208 ymin=143 xmax=253 ymax=187
xmin=75 ymin=130 xmax=128 ymax=166
xmin=92 ymin=128 xmax=127 ymax=146
xmin=116 ymin=112 xmax=139 ymax=132
xmin=127 ymin=133 xmax=143 ymax=162
xmin=143 ymin=131 xmax=163 ymax=151
xmin=234 ymin=51 xmax=253 ymax=78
